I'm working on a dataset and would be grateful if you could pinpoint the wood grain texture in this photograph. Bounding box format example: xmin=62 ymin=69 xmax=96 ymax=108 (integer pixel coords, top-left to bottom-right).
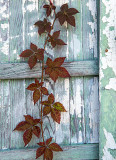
xmin=0 ymin=60 xmax=99 ymax=79
xmin=0 ymin=144 xmax=99 ymax=160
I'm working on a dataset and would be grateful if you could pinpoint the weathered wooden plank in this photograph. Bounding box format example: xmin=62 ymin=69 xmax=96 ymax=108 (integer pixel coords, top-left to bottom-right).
xmin=82 ymin=0 xmax=99 ymax=144
xmin=0 ymin=60 xmax=99 ymax=79
xmin=0 ymin=144 xmax=99 ymax=160
xmin=99 ymin=0 xmax=116 ymax=159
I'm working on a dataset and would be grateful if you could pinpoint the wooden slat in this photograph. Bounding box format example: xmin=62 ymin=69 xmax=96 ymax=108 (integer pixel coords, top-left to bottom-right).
xmin=0 ymin=60 xmax=99 ymax=80
xmin=0 ymin=144 xmax=99 ymax=160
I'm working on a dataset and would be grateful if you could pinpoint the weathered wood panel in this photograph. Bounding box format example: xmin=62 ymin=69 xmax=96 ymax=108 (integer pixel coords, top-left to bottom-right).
xmin=0 ymin=0 xmax=100 ymax=157
xmin=99 ymin=0 xmax=116 ymax=159
xmin=0 ymin=60 xmax=99 ymax=79
xmin=0 ymin=144 xmax=99 ymax=160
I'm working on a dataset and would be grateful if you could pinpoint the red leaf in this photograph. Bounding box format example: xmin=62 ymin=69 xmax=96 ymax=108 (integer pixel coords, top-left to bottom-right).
xmin=30 ymin=43 xmax=38 ymax=52
xmin=49 ymin=70 xmax=59 ymax=82
xmin=46 ymin=137 xmax=52 ymax=145
xmin=46 ymin=57 xmax=53 ymax=67
xmin=51 ymin=108 xmax=61 ymax=124
xmin=66 ymin=15 xmax=75 ymax=27
xmin=44 ymin=148 xmax=53 ymax=160
xmin=13 ymin=121 xmax=30 ymax=131
xmin=33 ymin=119 xmax=41 ymax=125
xmin=53 ymin=57 xmax=65 ymax=67
xmin=41 ymin=101 xmax=50 ymax=106
xmin=20 ymin=49 xmax=33 ymax=57
xmin=43 ymin=106 xmax=51 ymax=116
xmin=26 ymin=83 xmax=37 ymax=91
xmin=53 ymin=30 xmax=60 ymax=39
xmin=28 ymin=55 xmax=37 ymax=69
xmin=56 ymin=67 xmax=70 ymax=78
xmin=40 ymin=87 xmax=49 ymax=95
xmin=61 ymin=3 xmax=68 ymax=11
xmin=24 ymin=115 xmax=34 ymax=124
xmin=23 ymin=128 xmax=32 ymax=146
xmin=53 ymin=102 xmax=67 ymax=112
xmin=33 ymin=89 xmax=40 ymax=105
xmin=49 ymin=143 xmax=63 ymax=151
xmin=56 ymin=14 xmax=66 ymax=26
xmin=37 ymin=142 xmax=45 ymax=147
xmin=33 ymin=126 xmax=41 ymax=138
xmin=48 ymin=93 xmax=54 ymax=104
xmin=36 ymin=49 xmax=44 ymax=61
xmin=36 ymin=147 xmax=46 ymax=159
xmin=56 ymin=39 xmax=67 ymax=45
xmin=67 ymin=8 xmax=79 ymax=15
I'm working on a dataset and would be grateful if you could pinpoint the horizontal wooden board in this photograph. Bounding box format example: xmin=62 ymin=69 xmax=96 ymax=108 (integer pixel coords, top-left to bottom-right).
xmin=0 ymin=60 xmax=99 ymax=80
xmin=0 ymin=144 xmax=99 ymax=160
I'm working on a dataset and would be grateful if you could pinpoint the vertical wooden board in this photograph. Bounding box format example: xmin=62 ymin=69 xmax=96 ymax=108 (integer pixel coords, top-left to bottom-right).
xmin=10 ymin=80 xmax=26 ymax=149
xmin=100 ymin=0 xmax=116 ymax=159
xmin=0 ymin=80 xmax=11 ymax=149
xmin=82 ymin=0 xmax=98 ymax=60
xmin=67 ymin=0 xmax=82 ymax=61
xmin=84 ymin=77 xmax=99 ymax=143
xmin=0 ymin=0 xmax=9 ymax=62
xmin=54 ymin=78 xmax=70 ymax=145
xmin=82 ymin=0 xmax=99 ymax=144
xmin=69 ymin=77 xmax=85 ymax=144
xmin=9 ymin=0 xmax=23 ymax=62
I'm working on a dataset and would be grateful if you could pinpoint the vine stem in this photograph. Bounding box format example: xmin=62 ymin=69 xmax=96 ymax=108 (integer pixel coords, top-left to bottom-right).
xmin=40 ymin=9 xmax=56 ymax=144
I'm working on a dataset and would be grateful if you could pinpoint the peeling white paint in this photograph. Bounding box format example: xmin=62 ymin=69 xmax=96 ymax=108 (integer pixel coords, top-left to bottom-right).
xmin=86 ymin=0 xmax=96 ymax=20
xmin=101 ymin=0 xmax=116 ymax=76
xmin=103 ymin=128 xmax=116 ymax=160
xmin=105 ymin=78 xmax=116 ymax=91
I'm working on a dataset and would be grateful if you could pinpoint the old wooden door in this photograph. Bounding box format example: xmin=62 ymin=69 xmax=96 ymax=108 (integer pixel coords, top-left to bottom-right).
xmin=0 ymin=0 xmax=99 ymax=159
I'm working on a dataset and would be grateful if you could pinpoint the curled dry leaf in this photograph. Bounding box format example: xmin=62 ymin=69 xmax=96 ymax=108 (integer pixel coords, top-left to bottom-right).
xmin=34 ymin=18 xmax=51 ymax=35
xmin=14 ymin=115 xmax=41 ymax=146
xmin=45 ymin=57 xmax=70 ymax=82
xmin=48 ymin=31 xmax=66 ymax=48
xmin=56 ymin=3 xmax=79 ymax=27
xmin=20 ymin=43 xmax=44 ymax=69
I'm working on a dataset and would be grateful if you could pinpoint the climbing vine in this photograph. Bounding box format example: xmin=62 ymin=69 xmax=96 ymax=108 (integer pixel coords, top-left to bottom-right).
xmin=13 ymin=1 xmax=79 ymax=159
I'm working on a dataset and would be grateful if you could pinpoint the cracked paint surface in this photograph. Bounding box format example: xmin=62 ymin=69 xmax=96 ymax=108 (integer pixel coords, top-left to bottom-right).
xmin=100 ymin=0 xmax=116 ymax=159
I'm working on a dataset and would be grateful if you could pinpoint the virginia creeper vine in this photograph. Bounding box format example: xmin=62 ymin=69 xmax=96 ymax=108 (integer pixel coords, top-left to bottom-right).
xmin=13 ymin=1 xmax=79 ymax=159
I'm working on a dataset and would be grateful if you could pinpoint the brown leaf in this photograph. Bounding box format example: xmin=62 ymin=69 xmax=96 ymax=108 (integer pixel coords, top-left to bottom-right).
xmin=26 ymin=83 xmax=38 ymax=91
xmin=53 ymin=102 xmax=67 ymax=112
xmin=28 ymin=55 xmax=37 ymax=69
xmin=20 ymin=49 xmax=33 ymax=57
xmin=24 ymin=115 xmax=34 ymax=124
xmin=43 ymin=3 xmax=56 ymax=17
xmin=53 ymin=31 xmax=60 ymax=39
xmin=36 ymin=49 xmax=44 ymax=61
xmin=56 ymin=3 xmax=79 ymax=27
xmin=33 ymin=126 xmax=41 ymax=138
xmin=41 ymin=101 xmax=50 ymax=106
xmin=37 ymin=142 xmax=45 ymax=147
xmin=44 ymin=148 xmax=53 ymax=160
xmin=56 ymin=67 xmax=70 ymax=78
xmin=13 ymin=121 xmax=31 ymax=131
xmin=43 ymin=106 xmax=51 ymax=116
xmin=30 ymin=43 xmax=38 ymax=52
xmin=40 ymin=87 xmax=49 ymax=95
xmin=66 ymin=15 xmax=75 ymax=27
xmin=33 ymin=119 xmax=41 ymax=125
xmin=46 ymin=137 xmax=52 ymax=145
xmin=33 ymin=89 xmax=40 ymax=105
xmin=53 ymin=57 xmax=65 ymax=67
xmin=56 ymin=39 xmax=67 ymax=45
xmin=36 ymin=147 xmax=46 ymax=159
xmin=49 ymin=70 xmax=59 ymax=82
xmin=49 ymin=143 xmax=63 ymax=151
xmin=23 ymin=128 xmax=32 ymax=146
xmin=51 ymin=108 xmax=61 ymax=124
xmin=48 ymin=93 xmax=54 ymax=104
